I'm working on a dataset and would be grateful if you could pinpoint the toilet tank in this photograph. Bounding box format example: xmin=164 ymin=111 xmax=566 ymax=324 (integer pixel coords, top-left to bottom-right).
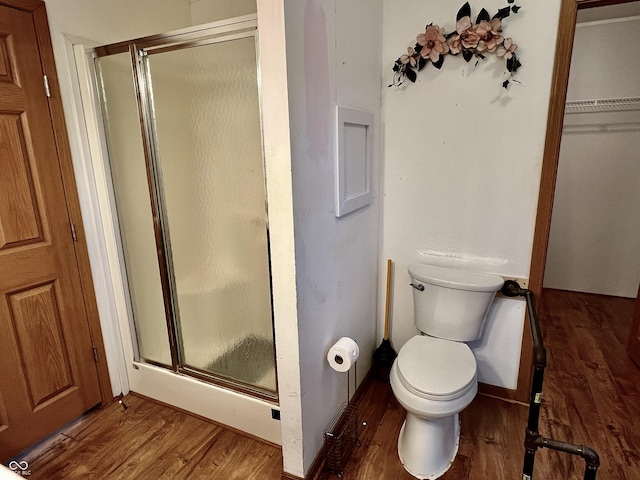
xmin=408 ymin=263 xmax=504 ymax=342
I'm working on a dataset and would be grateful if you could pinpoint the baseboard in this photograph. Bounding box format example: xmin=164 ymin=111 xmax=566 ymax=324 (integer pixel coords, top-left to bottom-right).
xmin=129 ymin=391 xmax=281 ymax=448
xmin=282 ymin=368 xmax=376 ymax=480
xmin=281 ymin=473 xmax=304 ymax=480
xmin=478 ymin=382 xmax=520 ymax=403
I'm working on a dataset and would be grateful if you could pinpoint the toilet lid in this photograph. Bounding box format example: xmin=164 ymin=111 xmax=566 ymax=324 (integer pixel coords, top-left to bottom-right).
xmin=396 ymin=336 xmax=477 ymax=399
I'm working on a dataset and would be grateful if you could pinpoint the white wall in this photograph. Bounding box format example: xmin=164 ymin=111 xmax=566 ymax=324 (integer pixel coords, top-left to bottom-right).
xmin=282 ymin=0 xmax=383 ymax=475
xmin=190 ymin=0 xmax=255 ymax=24
xmin=44 ymin=0 xmax=191 ymax=45
xmin=543 ymin=15 xmax=640 ymax=298
xmin=380 ymin=0 xmax=562 ymax=387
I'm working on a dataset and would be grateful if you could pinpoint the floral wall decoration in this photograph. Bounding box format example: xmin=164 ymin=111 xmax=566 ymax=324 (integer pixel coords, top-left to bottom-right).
xmin=391 ymin=1 xmax=522 ymax=89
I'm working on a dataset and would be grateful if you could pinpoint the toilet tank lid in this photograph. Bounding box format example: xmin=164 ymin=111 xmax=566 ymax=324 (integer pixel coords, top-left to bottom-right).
xmin=408 ymin=263 xmax=504 ymax=292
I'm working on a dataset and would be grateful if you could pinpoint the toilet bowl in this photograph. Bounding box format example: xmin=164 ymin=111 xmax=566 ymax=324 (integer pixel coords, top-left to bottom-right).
xmin=390 ymin=263 xmax=503 ymax=479
xmin=390 ymin=335 xmax=478 ymax=479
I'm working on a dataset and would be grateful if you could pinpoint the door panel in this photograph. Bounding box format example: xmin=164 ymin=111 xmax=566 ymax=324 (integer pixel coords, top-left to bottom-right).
xmin=143 ymin=38 xmax=275 ymax=393
xmin=0 ymin=114 xmax=44 ymax=247
xmin=8 ymin=283 xmax=74 ymax=409
xmin=0 ymin=3 xmax=101 ymax=460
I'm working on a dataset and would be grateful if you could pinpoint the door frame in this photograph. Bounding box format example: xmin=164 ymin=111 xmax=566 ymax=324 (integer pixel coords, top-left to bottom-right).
xmin=627 ymin=284 xmax=640 ymax=366
xmin=524 ymin=0 xmax=639 ymax=401
xmin=1 ymin=0 xmax=112 ymax=405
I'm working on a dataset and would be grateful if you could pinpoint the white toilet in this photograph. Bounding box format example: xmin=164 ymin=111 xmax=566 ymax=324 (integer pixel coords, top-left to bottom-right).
xmin=390 ymin=263 xmax=504 ymax=479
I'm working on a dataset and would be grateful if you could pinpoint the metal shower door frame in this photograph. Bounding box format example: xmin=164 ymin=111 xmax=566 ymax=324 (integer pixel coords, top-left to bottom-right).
xmin=92 ymin=16 xmax=278 ymax=401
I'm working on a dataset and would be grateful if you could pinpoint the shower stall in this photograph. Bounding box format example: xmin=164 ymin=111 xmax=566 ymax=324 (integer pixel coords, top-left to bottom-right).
xmin=91 ymin=16 xmax=277 ymax=400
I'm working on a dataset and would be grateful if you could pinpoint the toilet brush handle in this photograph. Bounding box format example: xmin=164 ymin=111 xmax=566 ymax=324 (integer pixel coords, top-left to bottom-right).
xmin=384 ymin=259 xmax=392 ymax=340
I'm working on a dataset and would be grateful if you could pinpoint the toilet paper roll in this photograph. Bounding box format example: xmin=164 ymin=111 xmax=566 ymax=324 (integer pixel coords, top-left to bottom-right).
xmin=327 ymin=337 xmax=360 ymax=372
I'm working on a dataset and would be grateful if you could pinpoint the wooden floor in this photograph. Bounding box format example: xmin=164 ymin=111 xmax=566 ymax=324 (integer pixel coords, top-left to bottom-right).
xmin=13 ymin=289 xmax=640 ymax=479
xmin=16 ymin=394 xmax=282 ymax=479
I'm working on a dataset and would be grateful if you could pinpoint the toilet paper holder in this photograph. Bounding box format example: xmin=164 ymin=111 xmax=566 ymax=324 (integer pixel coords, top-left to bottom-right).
xmin=323 ymin=360 xmax=361 ymax=477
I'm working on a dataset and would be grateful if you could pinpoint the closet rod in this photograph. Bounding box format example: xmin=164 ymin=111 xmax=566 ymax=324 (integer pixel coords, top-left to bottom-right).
xmin=565 ymin=96 xmax=640 ymax=114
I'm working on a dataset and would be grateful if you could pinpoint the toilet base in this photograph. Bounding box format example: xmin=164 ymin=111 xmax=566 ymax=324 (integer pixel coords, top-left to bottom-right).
xmin=397 ymin=412 xmax=460 ymax=480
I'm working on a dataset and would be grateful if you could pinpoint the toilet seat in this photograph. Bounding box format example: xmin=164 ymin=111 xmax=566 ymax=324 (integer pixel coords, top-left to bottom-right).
xmin=396 ymin=335 xmax=477 ymax=401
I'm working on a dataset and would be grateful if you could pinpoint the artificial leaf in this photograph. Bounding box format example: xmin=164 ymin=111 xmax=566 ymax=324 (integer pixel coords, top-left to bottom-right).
xmin=393 ymin=62 xmax=400 ymax=73
xmin=506 ymin=56 xmax=514 ymax=72
xmin=512 ymin=5 xmax=521 ymax=13
xmin=405 ymin=68 xmax=417 ymax=83
xmin=432 ymin=56 xmax=445 ymax=70
xmin=462 ymin=49 xmax=473 ymax=62
xmin=512 ymin=56 xmax=522 ymax=71
xmin=418 ymin=56 xmax=428 ymax=71
xmin=506 ymin=55 xmax=522 ymax=72
xmin=476 ymin=8 xmax=490 ymax=23
xmin=508 ymin=0 xmax=514 ymax=3
xmin=503 ymin=79 xmax=510 ymax=89
xmin=493 ymin=6 xmax=511 ymax=20
xmin=457 ymin=2 xmax=471 ymax=21
xmin=414 ymin=43 xmax=422 ymax=53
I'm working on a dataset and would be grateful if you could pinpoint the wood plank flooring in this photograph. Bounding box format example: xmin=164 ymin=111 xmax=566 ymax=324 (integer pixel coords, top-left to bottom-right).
xmin=10 ymin=289 xmax=640 ymax=479
xmin=15 ymin=394 xmax=282 ymax=479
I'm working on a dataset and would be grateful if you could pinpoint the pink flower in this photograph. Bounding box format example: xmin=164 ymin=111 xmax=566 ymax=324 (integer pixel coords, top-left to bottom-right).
xmin=475 ymin=18 xmax=504 ymax=53
xmin=400 ymin=47 xmax=417 ymax=67
xmin=417 ymin=24 xmax=450 ymax=62
xmin=448 ymin=35 xmax=462 ymax=54
xmin=456 ymin=15 xmax=472 ymax=35
xmin=496 ymin=38 xmax=518 ymax=59
xmin=447 ymin=15 xmax=480 ymax=53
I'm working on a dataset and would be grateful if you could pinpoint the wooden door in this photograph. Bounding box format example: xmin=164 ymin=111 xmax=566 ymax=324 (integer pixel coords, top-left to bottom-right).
xmin=0 ymin=3 xmax=102 ymax=460
xmin=626 ymin=284 xmax=640 ymax=367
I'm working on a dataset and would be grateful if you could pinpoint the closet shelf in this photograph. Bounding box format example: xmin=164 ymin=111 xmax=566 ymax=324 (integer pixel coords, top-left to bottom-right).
xmin=565 ymin=97 xmax=640 ymax=114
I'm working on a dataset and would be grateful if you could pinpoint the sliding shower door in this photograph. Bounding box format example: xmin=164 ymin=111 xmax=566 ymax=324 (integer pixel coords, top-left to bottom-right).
xmin=95 ymin=22 xmax=276 ymax=398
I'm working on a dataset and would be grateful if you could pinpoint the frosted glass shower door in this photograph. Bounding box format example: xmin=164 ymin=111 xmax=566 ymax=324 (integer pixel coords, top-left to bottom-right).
xmin=97 ymin=53 xmax=172 ymax=367
xmin=145 ymin=36 xmax=276 ymax=393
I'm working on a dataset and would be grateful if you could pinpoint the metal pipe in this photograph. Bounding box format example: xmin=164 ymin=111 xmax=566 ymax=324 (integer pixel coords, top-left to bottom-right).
xmin=501 ymin=280 xmax=600 ymax=479
xmin=500 ymin=281 xmax=545 ymax=365
xmin=526 ymin=433 xmax=600 ymax=479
